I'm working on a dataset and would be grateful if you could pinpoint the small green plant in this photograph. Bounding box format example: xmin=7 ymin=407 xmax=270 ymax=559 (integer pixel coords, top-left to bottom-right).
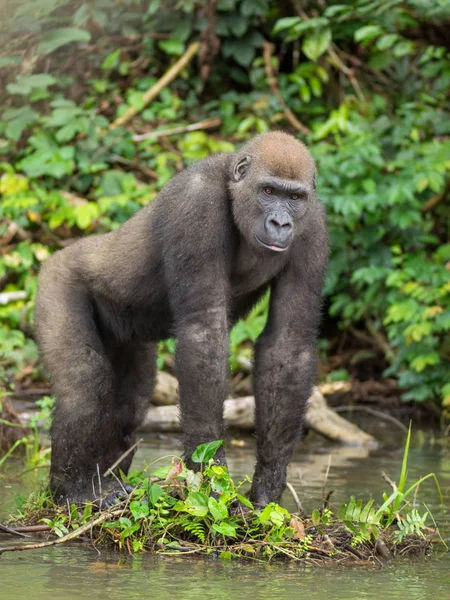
xmin=336 ymin=424 xmax=445 ymax=547
xmin=394 ymin=509 xmax=429 ymax=543
xmin=0 ymin=395 xmax=53 ymax=470
xmin=338 ymin=498 xmax=381 ymax=544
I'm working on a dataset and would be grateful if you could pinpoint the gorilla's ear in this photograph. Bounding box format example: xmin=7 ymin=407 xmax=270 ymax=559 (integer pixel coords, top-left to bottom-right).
xmin=233 ymin=155 xmax=251 ymax=182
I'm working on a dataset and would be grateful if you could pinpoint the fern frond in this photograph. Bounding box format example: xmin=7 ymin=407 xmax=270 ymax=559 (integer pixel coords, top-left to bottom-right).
xmin=394 ymin=509 xmax=428 ymax=543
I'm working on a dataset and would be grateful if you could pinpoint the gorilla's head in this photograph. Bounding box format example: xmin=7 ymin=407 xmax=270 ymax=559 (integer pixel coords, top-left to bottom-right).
xmin=229 ymin=131 xmax=316 ymax=253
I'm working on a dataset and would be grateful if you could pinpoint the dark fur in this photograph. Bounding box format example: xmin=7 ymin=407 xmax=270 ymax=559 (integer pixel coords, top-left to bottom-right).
xmin=35 ymin=131 xmax=328 ymax=505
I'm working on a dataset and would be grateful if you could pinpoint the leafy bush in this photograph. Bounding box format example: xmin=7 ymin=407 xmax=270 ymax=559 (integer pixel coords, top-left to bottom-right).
xmin=0 ymin=0 xmax=449 ymax=409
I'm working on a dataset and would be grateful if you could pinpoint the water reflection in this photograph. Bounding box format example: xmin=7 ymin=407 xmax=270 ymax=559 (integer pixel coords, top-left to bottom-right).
xmin=1 ymin=433 xmax=449 ymax=600
xmin=1 ymin=545 xmax=449 ymax=600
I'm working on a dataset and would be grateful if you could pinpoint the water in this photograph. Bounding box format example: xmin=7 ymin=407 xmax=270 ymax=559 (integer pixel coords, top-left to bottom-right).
xmin=1 ymin=430 xmax=449 ymax=600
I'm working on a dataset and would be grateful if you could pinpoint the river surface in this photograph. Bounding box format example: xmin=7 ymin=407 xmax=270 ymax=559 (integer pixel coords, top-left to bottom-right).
xmin=1 ymin=427 xmax=449 ymax=600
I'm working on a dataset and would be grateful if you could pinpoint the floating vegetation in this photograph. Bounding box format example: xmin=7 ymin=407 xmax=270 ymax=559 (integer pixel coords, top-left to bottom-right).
xmin=0 ymin=429 xmax=445 ymax=564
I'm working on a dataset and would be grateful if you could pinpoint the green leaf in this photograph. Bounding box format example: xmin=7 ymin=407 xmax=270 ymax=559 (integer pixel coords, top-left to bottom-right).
xmin=272 ymin=17 xmax=301 ymax=35
xmin=129 ymin=500 xmax=149 ymax=519
xmin=324 ymin=5 xmax=351 ymax=18
xmin=4 ymin=107 xmax=38 ymax=141
xmin=208 ymin=497 xmax=229 ymax=521
xmin=228 ymin=14 xmax=248 ymax=37
xmin=0 ymin=56 xmax=21 ymax=68
xmin=311 ymin=509 xmax=321 ymax=525
xmin=286 ymin=17 xmax=329 ymax=42
xmin=212 ymin=522 xmax=237 ymax=537
xmin=410 ymin=352 xmax=440 ymax=372
xmin=376 ymin=34 xmax=399 ymax=51
xmin=393 ymin=40 xmax=415 ymax=57
xmin=302 ymin=28 xmax=332 ymax=61
xmin=354 ymin=25 xmax=383 ymax=44
xmin=158 ymin=40 xmax=184 ymax=56
xmin=186 ymin=470 xmax=203 ymax=492
xmin=191 ymin=440 xmax=224 ymax=463
xmin=38 ymin=28 xmax=91 ymax=55
xmin=74 ymin=202 xmax=100 ymax=230
xmin=184 ymin=492 xmax=209 ymax=516
xmin=236 ymin=494 xmax=254 ymax=509
xmin=441 ymin=383 xmax=450 ymax=407
xmin=151 ymin=465 xmax=172 ymax=479
xmin=150 ymin=483 xmax=164 ymax=506
xmin=102 ymin=49 xmax=121 ymax=70
xmin=7 ymin=74 xmax=57 ymax=96
xmin=222 ymin=39 xmax=256 ymax=67
xmin=18 ymin=147 xmax=75 ymax=179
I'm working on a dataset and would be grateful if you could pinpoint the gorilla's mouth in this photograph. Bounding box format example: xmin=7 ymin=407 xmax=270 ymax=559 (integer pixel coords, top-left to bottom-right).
xmin=255 ymin=235 xmax=290 ymax=252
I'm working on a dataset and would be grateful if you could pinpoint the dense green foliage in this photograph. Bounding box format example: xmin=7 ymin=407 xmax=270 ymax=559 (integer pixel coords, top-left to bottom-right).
xmin=0 ymin=1 xmax=449 ymax=408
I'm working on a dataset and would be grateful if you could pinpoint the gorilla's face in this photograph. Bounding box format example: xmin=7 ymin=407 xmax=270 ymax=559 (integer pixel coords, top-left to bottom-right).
xmin=230 ymin=155 xmax=312 ymax=254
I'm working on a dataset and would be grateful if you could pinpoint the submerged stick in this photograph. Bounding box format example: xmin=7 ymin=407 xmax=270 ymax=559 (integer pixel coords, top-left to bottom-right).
xmin=0 ymin=524 xmax=31 ymax=538
xmin=0 ymin=509 xmax=122 ymax=555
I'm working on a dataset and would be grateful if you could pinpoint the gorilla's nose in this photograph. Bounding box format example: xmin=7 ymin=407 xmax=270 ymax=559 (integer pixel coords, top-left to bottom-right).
xmin=265 ymin=213 xmax=293 ymax=237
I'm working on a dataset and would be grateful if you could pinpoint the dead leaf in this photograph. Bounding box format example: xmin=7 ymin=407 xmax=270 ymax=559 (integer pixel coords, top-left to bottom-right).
xmin=165 ymin=461 xmax=183 ymax=482
xmin=290 ymin=516 xmax=305 ymax=540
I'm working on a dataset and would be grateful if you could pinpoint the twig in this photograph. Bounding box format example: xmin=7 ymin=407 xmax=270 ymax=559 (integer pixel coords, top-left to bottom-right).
xmin=365 ymin=318 xmax=395 ymax=362
xmin=103 ymin=438 xmax=144 ymax=477
xmin=0 ymin=509 xmax=123 ymax=554
xmin=335 ymin=406 xmax=408 ymax=433
xmin=327 ymin=45 xmax=366 ymax=103
xmin=109 ymin=42 xmax=200 ymax=130
xmin=262 ymin=41 xmax=310 ymax=136
xmin=323 ymin=454 xmax=332 ymax=497
xmin=0 ymin=524 xmax=31 ymax=538
xmin=11 ymin=524 xmax=51 ymax=533
xmin=421 ymin=180 xmax=450 ymax=212
xmin=381 ymin=471 xmax=398 ymax=494
xmin=0 ymin=219 xmax=30 ymax=245
xmin=0 ymin=291 xmax=27 ymax=305
xmin=319 ymin=381 xmax=352 ymax=395
xmin=110 ymin=155 xmax=158 ymax=179
xmin=133 ymin=118 xmax=222 ymax=142
xmin=286 ymin=481 xmax=304 ymax=514
xmin=96 ymin=464 xmax=102 ymax=500
xmin=290 ymin=4 xmax=366 ymax=103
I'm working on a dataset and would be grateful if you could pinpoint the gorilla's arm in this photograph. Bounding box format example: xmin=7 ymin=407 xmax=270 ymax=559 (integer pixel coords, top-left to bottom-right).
xmin=250 ymin=216 xmax=328 ymax=505
xmin=160 ymin=160 xmax=234 ymax=466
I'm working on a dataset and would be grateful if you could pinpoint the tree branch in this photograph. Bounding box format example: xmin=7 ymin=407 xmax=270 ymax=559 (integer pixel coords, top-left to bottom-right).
xmin=109 ymin=42 xmax=200 ymax=130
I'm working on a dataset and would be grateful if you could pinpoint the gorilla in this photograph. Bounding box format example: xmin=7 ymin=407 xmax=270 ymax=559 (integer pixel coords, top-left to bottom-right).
xmin=35 ymin=131 xmax=328 ymax=506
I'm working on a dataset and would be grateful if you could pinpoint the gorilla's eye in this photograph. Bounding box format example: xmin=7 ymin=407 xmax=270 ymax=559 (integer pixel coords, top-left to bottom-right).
xmin=291 ymin=194 xmax=299 ymax=200
xmin=264 ymin=187 xmax=273 ymax=195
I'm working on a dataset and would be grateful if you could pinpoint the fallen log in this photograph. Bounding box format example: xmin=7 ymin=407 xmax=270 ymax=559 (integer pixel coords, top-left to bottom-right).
xmin=141 ymin=386 xmax=377 ymax=447
xmin=152 ymin=371 xmax=179 ymax=406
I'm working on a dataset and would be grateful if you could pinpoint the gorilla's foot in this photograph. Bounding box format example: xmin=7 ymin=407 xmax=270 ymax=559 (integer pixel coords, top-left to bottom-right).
xmin=94 ymin=483 xmax=134 ymax=509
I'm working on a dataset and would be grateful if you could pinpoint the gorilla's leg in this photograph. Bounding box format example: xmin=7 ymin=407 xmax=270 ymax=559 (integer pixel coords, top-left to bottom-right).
xmin=250 ymin=340 xmax=317 ymax=506
xmin=37 ymin=298 xmax=118 ymax=501
xmin=175 ymin=308 xmax=229 ymax=468
xmin=109 ymin=341 xmax=157 ymax=475
xmin=47 ymin=338 xmax=156 ymax=503
xmin=35 ymin=263 xmax=153 ymax=503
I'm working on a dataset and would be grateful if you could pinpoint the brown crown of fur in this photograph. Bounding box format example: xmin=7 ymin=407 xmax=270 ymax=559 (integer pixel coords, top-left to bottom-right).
xmin=242 ymin=131 xmax=316 ymax=182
